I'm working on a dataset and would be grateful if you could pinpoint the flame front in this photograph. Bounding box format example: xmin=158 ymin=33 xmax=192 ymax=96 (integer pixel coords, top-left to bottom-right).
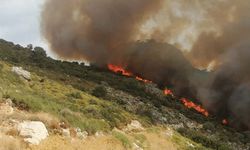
xmin=181 ymin=98 xmax=209 ymax=117
xmin=108 ymin=64 xmax=209 ymax=117
xmin=164 ymin=89 xmax=174 ymax=97
xmin=108 ymin=64 xmax=132 ymax=76
xmin=108 ymin=64 xmax=152 ymax=83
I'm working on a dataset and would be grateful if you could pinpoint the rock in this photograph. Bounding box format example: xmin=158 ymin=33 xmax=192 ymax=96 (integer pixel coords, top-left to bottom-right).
xmin=123 ymin=120 xmax=144 ymax=132
xmin=95 ymin=131 xmax=104 ymax=137
xmin=62 ymin=128 xmax=71 ymax=137
xmin=5 ymin=98 xmax=13 ymax=107
xmin=186 ymin=141 xmax=195 ymax=148
xmin=169 ymin=123 xmax=184 ymax=130
xmin=74 ymin=127 xmax=88 ymax=139
xmin=0 ymin=103 xmax=14 ymax=115
xmin=133 ymin=143 xmax=143 ymax=150
xmin=18 ymin=121 xmax=48 ymax=145
xmin=77 ymin=131 xmax=88 ymax=140
xmin=11 ymin=67 xmax=31 ymax=80
xmin=165 ymin=127 xmax=174 ymax=138
xmin=186 ymin=121 xmax=203 ymax=129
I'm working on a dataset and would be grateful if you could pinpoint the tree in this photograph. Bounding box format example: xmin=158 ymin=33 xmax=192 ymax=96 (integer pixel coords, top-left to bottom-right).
xmin=26 ymin=44 xmax=33 ymax=50
xmin=33 ymin=47 xmax=47 ymax=58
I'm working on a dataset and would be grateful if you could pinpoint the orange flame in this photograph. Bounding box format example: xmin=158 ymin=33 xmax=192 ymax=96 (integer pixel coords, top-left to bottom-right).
xmin=222 ymin=119 xmax=228 ymax=125
xmin=108 ymin=64 xmax=132 ymax=76
xmin=164 ymin=89 xmax=174 ymax=97
xmin=163 ymin=89 xmax=209 ymax=117
xmin=108 ymin=64 xmax=209 ymax=117
xmin=181 ymin=98 xmax=209 ymax=117
xmin=108 ymin=64 xmax=152 ymax=83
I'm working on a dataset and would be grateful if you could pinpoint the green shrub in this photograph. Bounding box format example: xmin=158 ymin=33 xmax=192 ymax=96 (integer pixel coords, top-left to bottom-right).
xmin=92 ymin=86 xmax=107 ymax=98
xmin=112 ymin=131 xmax=132 ymax=148
xmin=0 ymin=63 xmax=3 ymax=71
xmin=67 ymin=92 xmax=82 ymax=99
xmin=177 ymin=128 xmax=231 ymax=149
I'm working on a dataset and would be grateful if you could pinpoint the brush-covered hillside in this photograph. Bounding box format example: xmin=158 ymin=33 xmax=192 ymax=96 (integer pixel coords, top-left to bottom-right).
xmin=0 ymin=39 xmax=249 ymax=150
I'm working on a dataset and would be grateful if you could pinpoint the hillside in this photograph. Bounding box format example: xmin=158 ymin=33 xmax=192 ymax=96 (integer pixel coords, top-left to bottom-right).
xmin=0 ymin=39 xmax=249 ymax=150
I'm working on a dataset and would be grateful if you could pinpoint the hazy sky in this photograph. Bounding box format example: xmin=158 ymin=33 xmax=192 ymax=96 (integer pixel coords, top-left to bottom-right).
xmin=0 ymin=0 xmax=48 ymax=50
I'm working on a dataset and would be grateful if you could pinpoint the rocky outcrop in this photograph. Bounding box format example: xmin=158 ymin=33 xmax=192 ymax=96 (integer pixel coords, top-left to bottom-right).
xmin=11 ymin=67 xmax=31 ymax=80
xmin=0 ymin=101 xmax=14 ymax=115
xmin=17 ymin=121 xmax=48 ymax=145
xmin=123 ymin=120 xmax=144 ymax=132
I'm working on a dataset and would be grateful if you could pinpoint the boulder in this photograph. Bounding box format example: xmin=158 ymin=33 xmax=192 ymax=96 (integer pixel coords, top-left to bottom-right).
xmin=18 ymin=121 xmax=48 ymax=145
xmin=74 ymin=128 xmax=88 ymax=139
xmin=62 ymin=128 xmax=71 ymax=137
xmin=123 ymin=120 xmax=144 ymax=132
xmin=12 ymin=67 xmax=31 ymax=80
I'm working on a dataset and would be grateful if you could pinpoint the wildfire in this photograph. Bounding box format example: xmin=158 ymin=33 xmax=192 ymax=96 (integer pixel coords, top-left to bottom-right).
xmin=181 ymin=98 xmax=209 ymax=117
xmin=164 ymin=89 xmax=174 ymax=97
xmin=222 ymin=119 xmax=228 ymax=125
xmin=108 ymin=64 xmax=132 ymax=76
xmin=108 ymin=64 xmax=152 ymax=83
xmin=108 ymin=64 xmax=209 ymax=117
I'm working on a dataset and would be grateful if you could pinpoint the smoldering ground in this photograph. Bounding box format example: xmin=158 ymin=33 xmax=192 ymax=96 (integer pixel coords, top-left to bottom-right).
xmin=41 ymin=0 xmax=250 ymax=130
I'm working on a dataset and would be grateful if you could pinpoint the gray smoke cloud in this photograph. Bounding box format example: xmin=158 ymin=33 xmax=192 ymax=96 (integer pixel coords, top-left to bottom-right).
xmin=41 ymin=0 xmax=164 ymax=64
xmin=41 ymin=0 xmax=250 ymax=130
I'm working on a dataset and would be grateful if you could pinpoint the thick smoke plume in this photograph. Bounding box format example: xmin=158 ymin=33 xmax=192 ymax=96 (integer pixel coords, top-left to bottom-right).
xmin=42 ymin=0 xmax=250 ymax=130
xmin=41 ymin=0 xmax=195 ymax=95
xmin=41 ymin=0 xmax=164 ymax=63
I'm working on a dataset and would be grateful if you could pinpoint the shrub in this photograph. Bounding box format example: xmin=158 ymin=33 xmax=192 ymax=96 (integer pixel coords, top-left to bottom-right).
xmin=112 ymin=131 xmax=132 ymax=149
xmin=89 ymin=99 xmax=98 ymax=105
xmin=177 ymin=128 xmax=231 ymax=149
xmin=203 ymin=122 xmax=215 ymax=131
xmin=67 ymin=92 xmax=82 ymax=99
xmin=92 ymin=86 xmax=107 ymax=98
xmin=0 ymin=63 xmax=3 ymax=71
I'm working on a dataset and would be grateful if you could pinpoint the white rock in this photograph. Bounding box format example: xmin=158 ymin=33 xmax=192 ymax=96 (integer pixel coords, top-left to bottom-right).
xmin=165 ymin=128 xmax=174 ymax=137
xmin=77 ymin=131 xmax=88 ymax=140
xmin=18 ymin=121 xmax=48 ymax=145
xmin=95 ymin=131 xmax=104 ymax=137
xmin=133 ymin=143 xmax=143 ymax=150
xmin=12 ymin=67 xmax=31 ymax=80
xmin=187 ymin=141 xmax=195 ymax=148
xmin=62 ymin=128 xmax=71 ymax=137
xmin=123 ymin=120 xmax=144 ymax=132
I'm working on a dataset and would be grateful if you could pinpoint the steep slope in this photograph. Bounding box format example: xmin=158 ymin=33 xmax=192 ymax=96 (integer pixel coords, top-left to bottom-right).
xmin=0 ymin=39 xmax=249 ymax=150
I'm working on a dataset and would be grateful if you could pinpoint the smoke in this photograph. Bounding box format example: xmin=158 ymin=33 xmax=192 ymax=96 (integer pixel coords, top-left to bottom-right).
xmin=197 ymin=43 xmax=250 ymax=130
xmin=41 ymin=0 xmax=196 ymax=95
xmin=41 ymin=0 xmax=250 ymax=130
xmin=184 ymin=0 xmax=250 ymax=130
xmin=187 ymin=0 xmax=250 ymax=69
xmin=125 ymin=40 xmax=195 ymax=96
xmin=41 ymin=0 xmax=164 ymax=64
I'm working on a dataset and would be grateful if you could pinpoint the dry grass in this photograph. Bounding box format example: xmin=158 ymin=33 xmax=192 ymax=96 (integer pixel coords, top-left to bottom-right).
xmin=6 ymin=128 xmax=19 ymax=137
xmin=0 ymin=134 xmax=25 ymax=150
xmin=28 ymin=112 xmax=60 ymax=129
xmin=7 ymin=111 xmax=60 ymax=130
xmin=30 ymin=135 xmax=124 ymax=150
